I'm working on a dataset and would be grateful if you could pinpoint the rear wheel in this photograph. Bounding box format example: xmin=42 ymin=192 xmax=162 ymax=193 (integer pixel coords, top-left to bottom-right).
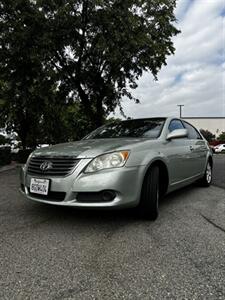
xmin=198 ymin=161 xmax=212 ymax=187
xmin=138 ymin=165 xmax=159 ymax=220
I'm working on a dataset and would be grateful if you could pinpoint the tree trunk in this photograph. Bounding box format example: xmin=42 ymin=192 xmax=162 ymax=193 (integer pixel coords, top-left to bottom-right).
xmin=95 ymin=97 xmax=104 ymax=128
xmin=18 ymin=120 xmax=28 ymax=150
xmin=20 ymin=133 xmax=27 ymax=150
xmin=76 ymin=82 xmax=104 ymax=128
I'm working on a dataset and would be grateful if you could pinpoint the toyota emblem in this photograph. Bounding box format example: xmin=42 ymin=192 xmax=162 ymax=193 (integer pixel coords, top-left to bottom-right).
xmin=40 ymin=161 xmax=53 ymax=171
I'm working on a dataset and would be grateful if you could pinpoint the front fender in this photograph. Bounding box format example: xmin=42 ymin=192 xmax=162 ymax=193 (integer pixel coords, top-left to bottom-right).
xmin=128 ymin=149 xmax=169 ymax=195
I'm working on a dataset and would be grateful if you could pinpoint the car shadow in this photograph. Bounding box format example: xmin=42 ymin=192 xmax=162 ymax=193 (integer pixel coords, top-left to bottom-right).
xmin=27 ymin=184 xmax=198 ymax=225
xmin=160 ymin=184 xmax=196 ymax=206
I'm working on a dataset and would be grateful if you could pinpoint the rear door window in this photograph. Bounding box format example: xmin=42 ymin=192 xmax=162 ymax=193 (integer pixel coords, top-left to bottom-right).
xmin=182 ymin=121 xmax=202 ymax=140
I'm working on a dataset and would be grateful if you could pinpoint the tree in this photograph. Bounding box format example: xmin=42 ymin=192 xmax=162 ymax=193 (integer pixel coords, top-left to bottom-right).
xmin=217 ymin=131 xmax=225 ymax=142
xmin=39 ymin=102 xmax=95 ymax=144
xmin=42 ymin=0 xmax=180 ymax=126
xmin=0 ymin=134 xmax=10 ymax=145
xmin=200 ymin=129 xmax=215 ymax=142
xmin=0 ymin=0 xmax=58 ymax=149
xmin=0 ymin=0 xmax=180 ymax=148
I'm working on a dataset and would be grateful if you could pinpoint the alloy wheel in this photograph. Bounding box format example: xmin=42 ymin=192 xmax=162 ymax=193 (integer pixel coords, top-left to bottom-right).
xmin=206 ymin=163 xmax=212 ymax=184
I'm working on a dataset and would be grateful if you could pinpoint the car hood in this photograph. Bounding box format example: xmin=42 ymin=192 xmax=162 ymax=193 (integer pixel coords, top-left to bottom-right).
xmin=33 ymin=138 xmax=147 ymax=158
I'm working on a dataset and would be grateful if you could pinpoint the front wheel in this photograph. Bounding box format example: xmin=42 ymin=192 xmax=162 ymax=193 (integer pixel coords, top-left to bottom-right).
xmin=138 ymin=165 xmax=160 ymax=220
xmin=198 ymin=161 xmax=212 ymax=187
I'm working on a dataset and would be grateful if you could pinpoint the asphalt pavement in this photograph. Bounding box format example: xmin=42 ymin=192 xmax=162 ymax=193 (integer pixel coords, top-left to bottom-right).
xmin=0 ymin=161 xmax=225 ymax=299
xmin=212 ymin=154 xmax=225 ymax=189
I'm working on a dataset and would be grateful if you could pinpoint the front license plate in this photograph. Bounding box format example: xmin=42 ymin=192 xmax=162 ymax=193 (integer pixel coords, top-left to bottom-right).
xmin=30 ymin=178 xmax=50 ymax=195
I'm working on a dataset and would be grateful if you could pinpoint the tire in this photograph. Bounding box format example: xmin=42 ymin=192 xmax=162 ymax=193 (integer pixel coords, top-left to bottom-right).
xmin=198 ymin=161 xmax=212 ymax=187
xmin=139 ymin=165 xmax=160 ymax=220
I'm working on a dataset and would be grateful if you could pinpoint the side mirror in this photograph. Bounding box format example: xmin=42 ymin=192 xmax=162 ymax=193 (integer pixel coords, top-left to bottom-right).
xmin=166 ymin=129 xmax=188 ymax=140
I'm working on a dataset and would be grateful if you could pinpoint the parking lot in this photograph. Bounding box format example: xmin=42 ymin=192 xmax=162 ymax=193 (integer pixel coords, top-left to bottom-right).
xmin=0 ymin=155 xmax=225 ymax=299
xmin=212 ymin=154 xmax=225 ymax=189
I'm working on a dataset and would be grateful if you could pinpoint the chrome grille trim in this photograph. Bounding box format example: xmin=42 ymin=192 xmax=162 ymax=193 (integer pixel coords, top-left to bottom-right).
xmin=27 ymin=156 xmax=80 ymax=177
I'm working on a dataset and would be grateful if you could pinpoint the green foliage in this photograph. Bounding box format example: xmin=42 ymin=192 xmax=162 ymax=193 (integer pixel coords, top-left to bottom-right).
xmin=200 ymin=129 xmax=216 ymax=142
xmin=0 ymin=147 xmax=11 ymax=166
xmin=217 ymin=131 xmax=225 ymax=142
xmin=0 ymin=134 xmax=10 ymax=145
xmin=62 ymin=104 xmax=96 ymax=141
xmin=16 ymin=149 xmax=33 ymax=163
xmin=0 ymin=0 xmax=61 ymax=148
xmin=40 ymin=0 xmax=180 ymax=125
xmin=0 ymin=0 xmax=179 ymax=148
xmin=39 ymin=102 xmax=94 ymax=144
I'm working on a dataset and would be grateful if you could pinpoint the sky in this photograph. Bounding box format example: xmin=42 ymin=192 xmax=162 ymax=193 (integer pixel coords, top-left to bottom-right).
xmin=116 ymin=0 xmax=225 ymax=119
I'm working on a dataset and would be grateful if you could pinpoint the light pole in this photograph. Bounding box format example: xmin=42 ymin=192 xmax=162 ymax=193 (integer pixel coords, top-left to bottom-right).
xmin=177 ymin=105 xmax=184 ymax=118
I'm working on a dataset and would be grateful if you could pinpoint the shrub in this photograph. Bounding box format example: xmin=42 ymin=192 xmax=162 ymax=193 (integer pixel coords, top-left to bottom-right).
xmin=16 ymin=149 xmax=33 ymax=163
xmin=0 ymin=147 xmax=11 ymax=166
xmin=0 ymin=134 xmax=10 ymax=145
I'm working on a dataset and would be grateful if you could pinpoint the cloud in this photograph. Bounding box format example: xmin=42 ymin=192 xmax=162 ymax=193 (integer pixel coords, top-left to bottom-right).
xmin=117 ymin=0 xmax=225 ymax=118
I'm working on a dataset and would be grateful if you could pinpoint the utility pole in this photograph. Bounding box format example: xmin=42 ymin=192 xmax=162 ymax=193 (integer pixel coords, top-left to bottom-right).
xmin=177 ymin=105 xmax=184 ymax=118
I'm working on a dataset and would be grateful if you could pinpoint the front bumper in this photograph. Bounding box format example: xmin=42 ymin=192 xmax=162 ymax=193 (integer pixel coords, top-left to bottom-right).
xmin=20 ymin=159 xmax=144 ymax=209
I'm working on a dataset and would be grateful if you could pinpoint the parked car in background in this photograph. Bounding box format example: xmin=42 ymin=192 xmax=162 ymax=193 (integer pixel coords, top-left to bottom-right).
xmin=214 ymin=144 xmax=225 ymax=153
xmin=20 ymin=117 xmax=213 ymax=220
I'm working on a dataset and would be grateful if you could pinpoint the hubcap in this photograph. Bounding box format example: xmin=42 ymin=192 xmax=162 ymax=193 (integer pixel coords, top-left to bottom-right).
xmin=206 ymin=163 xmax=212 ymax=183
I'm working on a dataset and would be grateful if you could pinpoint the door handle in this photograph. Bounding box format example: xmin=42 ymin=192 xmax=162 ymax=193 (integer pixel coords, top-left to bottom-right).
xmin=190 ymin=146 xmax=194 ymax=151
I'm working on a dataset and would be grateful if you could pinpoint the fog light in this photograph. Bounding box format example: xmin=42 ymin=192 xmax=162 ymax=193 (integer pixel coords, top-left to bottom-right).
xmin=102 ymin=190 xmax=116 ymax=202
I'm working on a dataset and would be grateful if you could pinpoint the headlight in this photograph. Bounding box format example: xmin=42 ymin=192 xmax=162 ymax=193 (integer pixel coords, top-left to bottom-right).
xmin=25 ymin=152 xmax=33 ymax=166
xmin=85 ymin=151 xmax=130 ymax=173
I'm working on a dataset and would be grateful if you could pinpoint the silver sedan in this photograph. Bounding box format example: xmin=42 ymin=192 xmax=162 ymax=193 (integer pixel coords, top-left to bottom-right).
xmin=20 ymin=117 xmax=213 ymax=220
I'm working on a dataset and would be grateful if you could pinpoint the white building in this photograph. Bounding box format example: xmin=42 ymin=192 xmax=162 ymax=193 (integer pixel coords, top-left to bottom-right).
xmin=183 ymin=117 xmax=225 ymax=137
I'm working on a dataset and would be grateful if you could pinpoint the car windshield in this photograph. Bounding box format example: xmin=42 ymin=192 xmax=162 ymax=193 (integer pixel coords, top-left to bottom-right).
xmin=84 ymin=118 xmax=165 ymax=139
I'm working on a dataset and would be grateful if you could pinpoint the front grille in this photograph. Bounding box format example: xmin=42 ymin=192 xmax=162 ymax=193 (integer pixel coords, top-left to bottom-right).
xmin=27 ymin=156 xmax=80 ymax=177
xmin=28 ymin=188 xmax=66 ymax=202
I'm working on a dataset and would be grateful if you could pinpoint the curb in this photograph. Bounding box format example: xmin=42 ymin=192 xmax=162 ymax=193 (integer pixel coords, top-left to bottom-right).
xmin=0 ymin=163 xmax=22 ymax=173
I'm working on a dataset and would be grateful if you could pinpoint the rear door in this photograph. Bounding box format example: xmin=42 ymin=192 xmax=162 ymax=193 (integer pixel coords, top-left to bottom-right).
xmin=182 ymin=121 xmax=208 ymax=176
